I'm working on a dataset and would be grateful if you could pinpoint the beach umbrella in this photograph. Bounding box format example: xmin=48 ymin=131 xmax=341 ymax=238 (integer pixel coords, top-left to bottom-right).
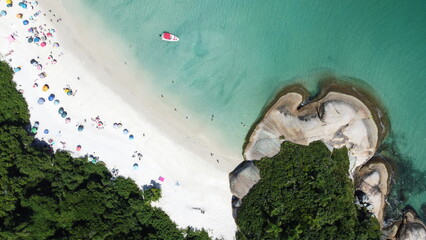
xmin=113 ymin=123 xmax=118 ymax=129
xmin=37 ymin=97 xmax=45 ymax=104
xmin=50 ymin=29 xmax=55 ymax=33
xmin=122 ymin=129 xmax=129 ymax=135
xmin=23 ymin=20 xmax=29 ymax=25
xmin=34 ymin=121 xmax=40 ymax=128
xmin=77 ymin=125 xmax=84 ymax=132
xmin=40 ymin=42 xmax=46 ymax=47
xmin=129 ymin=134 xmax=134 ymax=140
xmin=0 ymin=10 xmax=6 ymax=17
xmin=34 ymin=37 xmax=40 ymax=42
xmin=13 ymin=67 xmax=21 ymax=72
xmin=27 ymin=37 xmax=33 ymax=43
xmin=67 ymin=90 xmax=72 ymax=96
xmin=16 ymin=13 xmax=22 ymax=18
xmin=46 ymin=32 xmax=52 ymax=37
xmin=31 ymin=127 xmax=37 ymax=134
xmin=48 ymin=94 xmax=55 ymax=101
xmin=158 ymin=176 xmax=165 ymax=182
xmin=6 ymin=0 xmax=13 ymax=4
xmin=76 ymin=145 xmax=81 ymax=151
xmin=61 ymin=112 xmax=67 ymax=118
xmin=65 ymin=117 xmax=71 ymax=123
xmin=117 ymin=123 xmax=122 ymax=129
xmin=19 ymin=2 xmax=27 ymax=8
xmin=53 ymin=42 xmax=60 ymax=48
xmin=42 ymin=84 xmax=49 ymax=91
xmin=133 ymin=163 xmax=139 ymax=170
xmin=7 ymin=4 xmax=12 ymax=7
xmin=54 ymin=99 xmax=60 ymax=105
xmin=28 ymin=27 xmax=33 ymax=32
xmin=43 ymin=129 xmax=49 ymax=134
xmin=58 ymin=107 xmax=64 ymax=114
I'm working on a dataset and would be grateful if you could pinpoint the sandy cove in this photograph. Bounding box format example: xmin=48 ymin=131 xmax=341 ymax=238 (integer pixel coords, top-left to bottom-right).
xmin=0 ymin=1 xmax=241 ymax=239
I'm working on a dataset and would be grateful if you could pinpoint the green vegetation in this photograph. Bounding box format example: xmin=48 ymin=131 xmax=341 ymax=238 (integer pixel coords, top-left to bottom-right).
xmin=236 ymin=141 xmax=381 ymax=240
xmin=0 ymin=62 xmax=211 ymax=239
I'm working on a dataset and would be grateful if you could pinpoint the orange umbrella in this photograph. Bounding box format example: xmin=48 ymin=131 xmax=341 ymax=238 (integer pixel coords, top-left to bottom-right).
xmin=42 ymin=84 xmax=49 ymax=92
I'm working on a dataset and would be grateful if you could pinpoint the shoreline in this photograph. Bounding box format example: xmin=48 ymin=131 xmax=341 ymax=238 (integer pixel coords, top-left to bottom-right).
xmin=0 ymin=1 xmax=241 ymax=238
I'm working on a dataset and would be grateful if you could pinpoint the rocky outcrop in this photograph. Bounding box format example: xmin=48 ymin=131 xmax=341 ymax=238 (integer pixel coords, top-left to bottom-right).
xmin=384 ymin=209 xmax=426 ymax=240
xmin=243 ymin=90 xmax=379 ymax=177
xmin=229 ymin=161 xmax=260 ymax=218
xmin=354 ymin=158 xmax=392 ymax=227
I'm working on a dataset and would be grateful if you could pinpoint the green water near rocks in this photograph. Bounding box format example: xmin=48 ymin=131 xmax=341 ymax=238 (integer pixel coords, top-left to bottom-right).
xmin=77 ymin=0 xmax=426 ymax=219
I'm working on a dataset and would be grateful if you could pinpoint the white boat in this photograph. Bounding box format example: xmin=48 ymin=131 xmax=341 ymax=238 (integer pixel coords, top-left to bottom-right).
xmin=160 ymin=32 xmax=179 ymax=42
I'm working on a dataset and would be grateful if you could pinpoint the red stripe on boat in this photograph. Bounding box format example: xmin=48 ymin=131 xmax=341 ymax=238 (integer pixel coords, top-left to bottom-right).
xmin=163 ymin=32 xmax=171 ymax=39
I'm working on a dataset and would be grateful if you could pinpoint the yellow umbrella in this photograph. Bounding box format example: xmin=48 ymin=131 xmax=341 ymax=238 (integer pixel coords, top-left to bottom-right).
xmin=6 ymin=0 xmax=13 ymax=4
xmin=42 ymin=84 xmax=49 ymax=92
xmin=63 ymin=88 xmax=70 ymax=93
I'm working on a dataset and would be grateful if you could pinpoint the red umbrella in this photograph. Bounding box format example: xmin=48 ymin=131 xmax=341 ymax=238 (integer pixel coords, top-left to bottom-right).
xmin=40 ymin=42 xmax=46 ymax=47
xmin=76 ymin=145 xmax=81 ymax=151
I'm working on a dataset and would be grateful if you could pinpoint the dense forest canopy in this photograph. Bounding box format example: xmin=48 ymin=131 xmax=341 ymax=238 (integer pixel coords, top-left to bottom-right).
xmin=235 ymin=141 xmax=381 ymax=240
xmin=0 ymin=61 xmax=210 ymax=239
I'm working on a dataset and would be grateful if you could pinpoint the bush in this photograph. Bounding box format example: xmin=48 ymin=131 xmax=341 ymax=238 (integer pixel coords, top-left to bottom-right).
xmin=236 ymin=141 xmax=381 ymax=240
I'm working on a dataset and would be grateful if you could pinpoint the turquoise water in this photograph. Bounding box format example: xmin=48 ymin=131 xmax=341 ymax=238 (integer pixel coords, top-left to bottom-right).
xmin=78 ymin=1 xmax=426 ymax=218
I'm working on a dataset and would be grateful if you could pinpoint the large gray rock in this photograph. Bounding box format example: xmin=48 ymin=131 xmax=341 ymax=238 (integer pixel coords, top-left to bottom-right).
xmin=229 ymin=161 xmax=260 ymax=199
xmin=229 ymin=161 xmax=260 ymax=218
xmin=385 ymin=210 xmax=426 ymax=240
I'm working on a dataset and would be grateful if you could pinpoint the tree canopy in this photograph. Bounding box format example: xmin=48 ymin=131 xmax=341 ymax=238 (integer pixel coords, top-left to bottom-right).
xmin=0 ymin=62 xmax=211 ymax=240
xmin=236 ymin=141 xmax=381 ymax=240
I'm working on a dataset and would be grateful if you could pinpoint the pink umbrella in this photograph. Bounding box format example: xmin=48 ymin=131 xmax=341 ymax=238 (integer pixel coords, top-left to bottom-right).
xmin=76 ymin=145 xmax=81 ymax=151
xmin=40 ymin=42 xmax=46 ymax=47
xmin=158 ymin=176 xmax=165 ymax=182
xmin=65 ymin=117 xmax=71 ymax=123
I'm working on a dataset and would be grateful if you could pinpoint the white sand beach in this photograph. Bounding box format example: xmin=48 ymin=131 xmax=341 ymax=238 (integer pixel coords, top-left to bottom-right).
xmin=0 ymin=1 xmax=241 ymax=239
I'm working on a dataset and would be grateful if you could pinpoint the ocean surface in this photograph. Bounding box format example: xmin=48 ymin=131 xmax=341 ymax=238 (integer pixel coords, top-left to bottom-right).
xmin=75 ymin=1 xmax=426 ymax=219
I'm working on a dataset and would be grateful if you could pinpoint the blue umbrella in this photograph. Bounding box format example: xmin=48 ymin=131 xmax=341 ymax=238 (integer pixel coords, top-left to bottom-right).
xmin=37 ymin=97 xmax=45 ymax=105
xmin=77 ymin=125 xmax=84 ymax=132
xmin=23 ymin=20 xmax=29 ymax=25
xmin=133 ymin=163 xmax=139 ymax=170
xmin=34 ymin=37 xmax=40 ymax=42
xmin=61 ymin=112 xmax=67 ymax=118
xmin=48 ymin=94 xmax=55 ymax=101
xmin=122 ymin=129 xmax=129 ymax=135
xmin=67 ymin=90 xmax=72 ymax=96
xmin=54 ymin=99 xmax=60 ymax=105
xmin=43 ymin=129 xmax=49 ymax=134
xmin=129 ymin=134 xmax=134 ymax=140
xmin=28 ymin=37 xmax=33 ymax=43
xmin=58 ymin=107 xmax=64 ymax=114
xmin=0 ymin=10 xmax=7 ymax=16
xmin=13 ymin=67 xmax=21 ymax=72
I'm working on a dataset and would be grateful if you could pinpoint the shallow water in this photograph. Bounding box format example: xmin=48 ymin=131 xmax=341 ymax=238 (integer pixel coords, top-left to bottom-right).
xmin=78 ymin=0 xmax=426 ymax=218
